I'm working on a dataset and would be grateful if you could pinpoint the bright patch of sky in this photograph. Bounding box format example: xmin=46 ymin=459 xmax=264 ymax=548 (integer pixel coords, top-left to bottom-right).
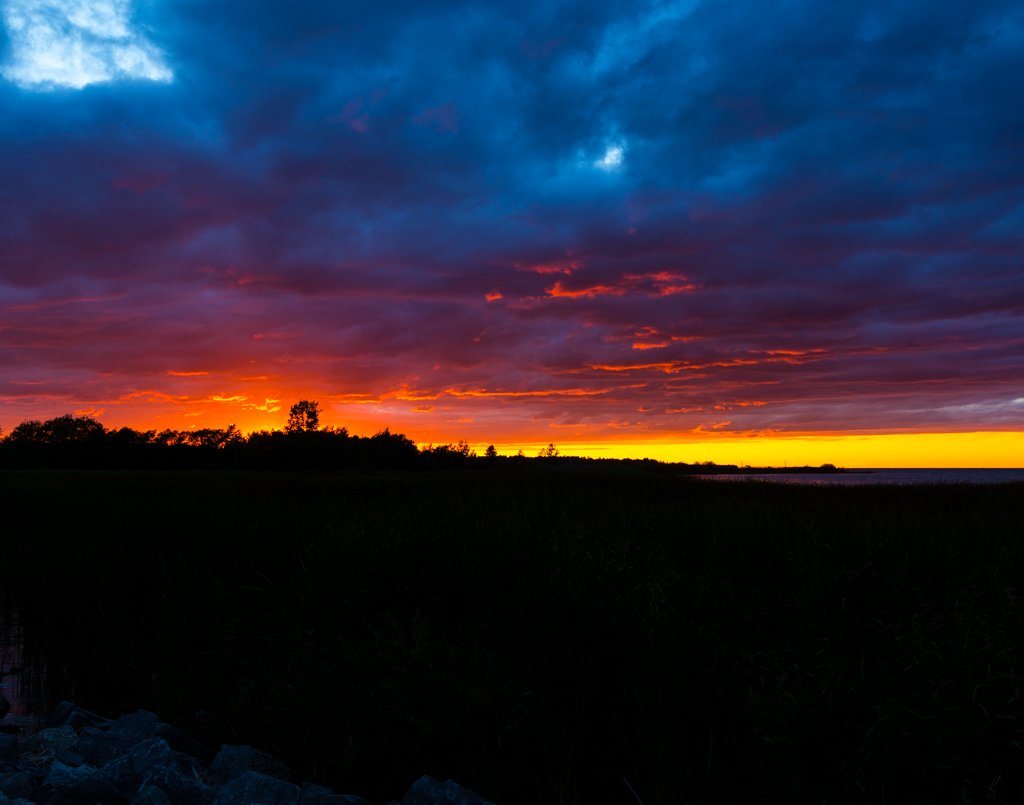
xmin=595 ymin=143 xmax=625 ymax=171
xmin=1 ymin=0 xmax=172 ymax=90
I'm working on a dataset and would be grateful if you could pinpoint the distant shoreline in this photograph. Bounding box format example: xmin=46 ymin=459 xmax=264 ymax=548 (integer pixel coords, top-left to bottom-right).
xmin=683 ymin=463 xmax=847 ymax=475
xmin=694 ymin=467 xmax=1024 ymax=486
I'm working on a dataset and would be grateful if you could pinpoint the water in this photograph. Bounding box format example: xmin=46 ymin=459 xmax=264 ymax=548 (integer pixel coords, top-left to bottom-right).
xmin=696 ymin=468 xmax=1024 ymax=486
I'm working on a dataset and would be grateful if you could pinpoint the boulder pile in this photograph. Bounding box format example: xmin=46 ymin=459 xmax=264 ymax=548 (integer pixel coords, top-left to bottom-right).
xmin=0 ymin=696 xmax=494 ymax=805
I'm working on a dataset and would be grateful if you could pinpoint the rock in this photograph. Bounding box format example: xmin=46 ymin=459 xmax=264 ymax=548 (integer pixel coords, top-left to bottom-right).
xmin=299 ymin=782 xmax=370 ymax=805
xmin=152 ymin=723 xmax=208 ymax=761
xmin=108 ymin=711 xmax=162 ymax=744
xmin=207 ymin=745 xmax=291 ymax=785
xmin=298 ymin=783 xmax=333 ymax=801
xmin=98 ymin=738 xmax=177 ymax=792
xmin=74 ymin=725 xmax=134 ymax=766
xmin=54 ymin=749 xmax=87 ymax=769
xmin=43 ymin=760 xmax=98 ymax=789
xmin=0 ymin=735 xmax=16 ymax=764
xmin=45 ymin=701 xmax=108 ymax=732
xmin=400 ymin=775 xmax=495 ymax=805
xmin=212 ymin=770 xmax=300 ymax=805
xmin=0 ymin=694 xmax=9 ymax=720
xmin=131 ymin=784 xmax=174 ymax=805
xmin=5 ymin=701 xmax=490 ymax=805
xmin=41 ymin=759 xmax=129 ymax=805
xmin=0 ymin=793 xmax=34 ymax=805
xmin=41 ymin=775 xmax=129 ymax=804
xmin=75 ymin=723 xmax=185 ymax=771
xmin=21 ymin=725 xmax=77 ymax=756
xmin=0 ymin=770 xmax=35 ymax=800
xmin=140 ymin=762 xmax=215 ymax=805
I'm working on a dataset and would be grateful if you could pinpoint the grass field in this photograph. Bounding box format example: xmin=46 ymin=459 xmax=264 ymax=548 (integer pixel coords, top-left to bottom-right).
xmin=2 ymin=466 xmax=1023 ymax=803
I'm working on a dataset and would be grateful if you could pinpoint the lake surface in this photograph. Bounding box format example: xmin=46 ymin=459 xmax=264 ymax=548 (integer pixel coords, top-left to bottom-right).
xmin=698 ymin=468 xmax=1024 ymax=485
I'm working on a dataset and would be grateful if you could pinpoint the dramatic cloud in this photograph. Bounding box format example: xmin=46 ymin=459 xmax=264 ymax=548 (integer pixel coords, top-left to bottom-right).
xmin=2 ymin=0 xmax=172 ymax=89
xmin=1 ymin=0 xmax=1023 ymax=452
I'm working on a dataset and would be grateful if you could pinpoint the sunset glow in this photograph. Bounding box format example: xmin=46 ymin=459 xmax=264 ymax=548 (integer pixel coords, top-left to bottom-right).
xmin=2 ymin=1 xmax=1022 ymax=467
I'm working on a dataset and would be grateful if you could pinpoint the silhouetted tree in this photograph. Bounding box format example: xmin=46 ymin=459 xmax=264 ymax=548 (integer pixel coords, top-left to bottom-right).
xmin=6 ymin=414 xmax=104 ymax=445
xmin=180 ymin=425 xmax=244 ymax=449
xmin=422 ymin=440 xmax=476 ymax=468
xmin=484 ymin=444 xmax=498 ymax=459
xmin=366 ymin=427 xmax=418 ymax=468
xmin=5 ymin=419 xmax=43 ymax=444
xmin=286 ymin=400 xmax=321 ymax=433
xmin=539 ymin=443 xmax=559 ymax=458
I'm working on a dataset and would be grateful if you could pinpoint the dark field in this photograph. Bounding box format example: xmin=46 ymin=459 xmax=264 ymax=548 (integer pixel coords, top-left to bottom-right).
xmin=2 ymin=467 xmax=1024 ymax=803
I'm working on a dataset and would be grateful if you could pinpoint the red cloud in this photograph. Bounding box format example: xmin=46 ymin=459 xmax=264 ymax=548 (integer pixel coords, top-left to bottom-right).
xmin=545 ymin=272 xmax=696 ymax=300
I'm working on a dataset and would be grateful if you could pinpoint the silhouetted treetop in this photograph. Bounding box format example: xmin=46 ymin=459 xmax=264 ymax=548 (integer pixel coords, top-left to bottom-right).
xmin=7 ymin=414 xmax=104 ymax=445
xmin=286 ymin=400 xmax=321 ymax=433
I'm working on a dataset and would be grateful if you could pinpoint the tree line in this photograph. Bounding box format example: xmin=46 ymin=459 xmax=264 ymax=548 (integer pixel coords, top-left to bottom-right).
xmin=0 ymin=399 xmax=809 ymax=473
xmin=0 ymin=400 xmax=571 ymax=471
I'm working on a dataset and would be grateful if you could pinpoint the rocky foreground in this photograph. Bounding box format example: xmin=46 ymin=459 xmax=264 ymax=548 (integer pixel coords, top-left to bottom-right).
xmin=0 ymin=695 xmax=494 ymax=805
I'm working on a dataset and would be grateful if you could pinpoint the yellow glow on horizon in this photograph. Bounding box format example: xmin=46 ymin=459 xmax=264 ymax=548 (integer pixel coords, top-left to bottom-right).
xmin=10 ymin=391 xmax=1021 ymax=468
xmin=480 ymin=432 xmax=1024 ymax=468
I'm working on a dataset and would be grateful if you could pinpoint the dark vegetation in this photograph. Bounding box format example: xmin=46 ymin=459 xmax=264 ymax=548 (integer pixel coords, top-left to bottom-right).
xmin=2 ymin=460 xmax=1024 ymax=803
xmin=0 ymin=409 xmax=839 ymax=474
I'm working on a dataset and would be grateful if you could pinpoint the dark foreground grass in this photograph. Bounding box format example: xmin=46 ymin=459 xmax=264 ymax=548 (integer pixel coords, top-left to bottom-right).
xmin=2 ymin=467 xmax=1024 ymax=803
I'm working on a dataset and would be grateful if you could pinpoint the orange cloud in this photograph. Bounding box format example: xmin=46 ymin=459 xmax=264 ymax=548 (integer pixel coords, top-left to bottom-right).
xmin=166 ymin=370 xmax=209 ymax=377
xmin=243 ymin=398 xmax=282 ymax=412
xmin=624 ymin=271 xmax=698 ymax=296
xmin=765 ymin=349 xmax=814 ymax=356
xmin=445 ymin=387 xmax=609 ymax=399
xmin=546 ymin=271 xmax=696 ymax=300
xmin=516 ymin=259 xmax=582 ymax=275
xmin=692 ymin=421 xmax=733 ymax=432
xmin=588 ymin=356 xmax=781 ymax=374
xmin=389 ymin=385 xmax=443 ymax=401
xmin=590 ymin=361 xmax=680 ymax=373
xmin=631 ymin=341 xmax=669 ymax=350
xmin=118 ymin=389 xmax=190 ymax=404
xmin=326 ymin=393 xmax=381 ymax=405
xmin=546 ymin=280 xmax=627 ymax=299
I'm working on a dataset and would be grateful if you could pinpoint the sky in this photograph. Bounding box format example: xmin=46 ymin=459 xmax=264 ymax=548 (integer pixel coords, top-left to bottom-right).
xmin=1 ymin=0 xmax=1023 ymax=465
